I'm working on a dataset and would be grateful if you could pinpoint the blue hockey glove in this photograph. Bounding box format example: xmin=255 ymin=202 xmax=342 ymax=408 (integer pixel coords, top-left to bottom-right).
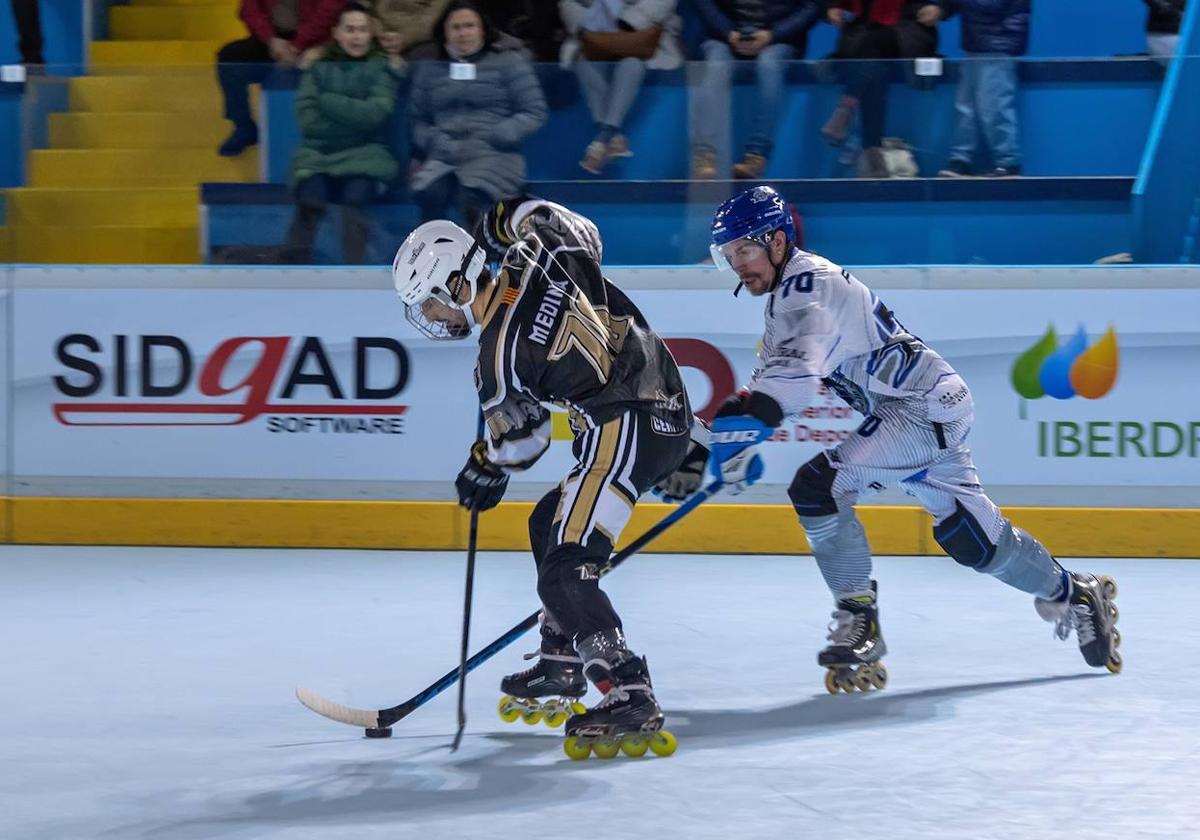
xmin=708 ymin=416 xmax=772 ymax=495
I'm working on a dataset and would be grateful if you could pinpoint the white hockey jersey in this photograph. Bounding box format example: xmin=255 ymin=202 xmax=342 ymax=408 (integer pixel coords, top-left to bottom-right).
xmin=749 ymin=249 xmax=972 ymax=424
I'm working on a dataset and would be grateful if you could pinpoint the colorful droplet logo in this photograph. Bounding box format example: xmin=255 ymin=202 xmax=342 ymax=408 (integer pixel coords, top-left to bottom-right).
xmin=1011 ymin=324 xmax=1118 ymax=400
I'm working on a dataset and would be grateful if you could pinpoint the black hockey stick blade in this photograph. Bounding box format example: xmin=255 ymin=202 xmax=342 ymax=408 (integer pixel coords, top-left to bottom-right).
xmin=295 ymin=481 xmax=721 ymax=731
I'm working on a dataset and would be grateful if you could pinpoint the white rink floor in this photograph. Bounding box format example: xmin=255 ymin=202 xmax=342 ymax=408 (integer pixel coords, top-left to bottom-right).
xmin=2 ymin=546 xmax=1196 ymax=840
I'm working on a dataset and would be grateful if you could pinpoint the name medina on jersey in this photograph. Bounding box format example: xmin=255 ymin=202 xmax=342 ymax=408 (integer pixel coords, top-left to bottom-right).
xmin=528 ymin=281 xmax=567 ymax=345
xmin=50 ymin=333 xmax=411 ymax=431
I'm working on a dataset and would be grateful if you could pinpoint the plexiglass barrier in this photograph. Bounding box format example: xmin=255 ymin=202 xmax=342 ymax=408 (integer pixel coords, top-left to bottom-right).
xmin=0 ymin=55 xmax=1196 ymax=266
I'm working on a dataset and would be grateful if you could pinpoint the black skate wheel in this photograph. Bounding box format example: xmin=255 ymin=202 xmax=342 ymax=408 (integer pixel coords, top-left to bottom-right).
xmin=364 ymin=727 xmax=393 ymax=738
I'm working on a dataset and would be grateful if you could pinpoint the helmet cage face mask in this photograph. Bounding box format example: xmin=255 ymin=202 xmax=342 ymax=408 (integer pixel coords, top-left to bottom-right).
xmin=393 ymin=222 xmax=487 ymax=341
xmin=405 ymin=283 xmax=473 ymax=340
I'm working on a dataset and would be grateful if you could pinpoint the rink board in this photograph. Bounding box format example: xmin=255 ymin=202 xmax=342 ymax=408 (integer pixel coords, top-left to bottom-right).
xmin=1 ymin=264 xmax=1198 ymax=555
xmin=3 ymin=497 xmax=1199 ymax=558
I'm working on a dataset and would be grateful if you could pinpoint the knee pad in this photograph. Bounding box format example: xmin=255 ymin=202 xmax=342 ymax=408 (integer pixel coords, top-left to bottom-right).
xmin=933 ymin=501 xmax=998 ymax=569
xmin=788 ymin=453 xmax=838 ymax=517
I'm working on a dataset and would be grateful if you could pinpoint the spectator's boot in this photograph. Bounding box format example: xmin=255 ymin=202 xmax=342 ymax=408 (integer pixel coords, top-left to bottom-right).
xmin=938 ymin=159 xmax=971 ymax=178
xmin=822 ymin=96 xmax=858 ymax=146
xmin=691 ymin=147 xmax=717 ymax=180
xmin=607 ymin=134 xmax=634 ymax=159
xmin=858 ymin=146 xmax=890 ymax=179
xmin=219 ymin=121 xmax=259 ymax=157
xmin=580 ymin=140 xmax=610 ymax=175
xmin=342 ymin=207 xmax=370 ymax=264
xmin=732 ymin=152 xmax=766 ymax=180
xmin=987 ymin=165 xmax=1022 ymax=178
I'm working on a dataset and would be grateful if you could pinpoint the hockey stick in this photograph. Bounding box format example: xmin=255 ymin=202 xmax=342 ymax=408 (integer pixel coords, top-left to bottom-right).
xmin=450 ymin=508 xmax=479 ymax=752
xmin=295 ymin=480 xmax=721 ymax=733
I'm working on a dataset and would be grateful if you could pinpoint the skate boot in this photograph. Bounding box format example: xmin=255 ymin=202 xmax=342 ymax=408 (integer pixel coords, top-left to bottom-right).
xmin=562 ymin=631 xmax=677 ymax=760
xmin=1035 ymin=572 xmax=1122 ymax=673
xmin=498 ymin=619 xmax=587 ymax=728
xmin=819 ymin=581 xmax=888 ymax=694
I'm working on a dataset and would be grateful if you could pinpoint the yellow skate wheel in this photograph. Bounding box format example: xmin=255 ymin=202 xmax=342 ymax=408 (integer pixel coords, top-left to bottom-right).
xmin=592 ymin=740 xmax=621 ymax=759
xmin=497 ymin=697 xmax=522 ymax=723
xmin=620 ymin=737 xmax=649 ymax=758
xmin=570 ymin=701 xmax=587 ymax=716
xmin=544 ymin=711 xmax=568 ymax=728
xmin=563 ymin=737 xmax=591 ymax=761
xmin=1106 ymin=649 xmax=1123 ymax=674
xmin=869 ymin=665 xmax=888 ymax=690
xmin=824 ymin=670 xmax=840 ymax=695
xmin=648 ymin=731 xmax=677 ymax=757
xmin=1100 ymin=577 xmax=1118 ymax=598
xmin=521 ymin=709 xmax=544 ymax=726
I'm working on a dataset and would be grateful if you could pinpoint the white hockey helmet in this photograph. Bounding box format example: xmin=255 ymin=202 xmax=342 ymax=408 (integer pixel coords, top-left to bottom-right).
xmin=392 ymin=220 xmax=487 ymax=340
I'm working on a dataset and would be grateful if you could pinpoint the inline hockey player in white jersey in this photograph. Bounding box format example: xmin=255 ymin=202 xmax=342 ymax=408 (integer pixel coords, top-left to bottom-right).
xmin=656 ymin=186 xmax=1121 ymax=693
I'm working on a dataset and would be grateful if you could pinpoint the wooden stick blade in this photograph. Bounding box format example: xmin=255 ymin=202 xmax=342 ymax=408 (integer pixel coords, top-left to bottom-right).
xmin=295 ymin=686 xmax=382 ymax=729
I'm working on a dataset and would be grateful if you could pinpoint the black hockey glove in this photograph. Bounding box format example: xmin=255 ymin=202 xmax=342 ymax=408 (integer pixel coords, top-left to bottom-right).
xmin=455 ymin=441 xmax=509 ymax=512
xmin=653 ymin=420 xmax=711 ymax=503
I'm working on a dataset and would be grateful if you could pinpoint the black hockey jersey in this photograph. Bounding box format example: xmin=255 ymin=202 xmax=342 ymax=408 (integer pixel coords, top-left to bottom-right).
xmin=474 ymin=200 xmax=690 ymax=472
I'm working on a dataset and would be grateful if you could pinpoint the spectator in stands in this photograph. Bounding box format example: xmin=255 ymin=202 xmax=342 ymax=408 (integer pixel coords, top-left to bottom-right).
xmin=560 ymin=0 xmax=683 ymax=175
xmin=284 ymin=3 xmax=399 ymax=263
xmin=689 ymin=0 xmax=823 ymax=180
xmin=1145 ymin=0 xmax=1186 ymax=62
xmin=409 ymin=1 xmax=548 ymax=226
xmin=936 ymin=1 xmax=1028 ymax=179
xmin=372 ymin=0 xmax=451 ymax=63
xmin=822 ymin=1 xmax=941 ymax=178
xmin=492 ymin=0 xmax=568 ymax=62
xmin=217 ymin=0 xmax=345 ymax=157
xmin=10 ymin=0 xmax=43 ymax=66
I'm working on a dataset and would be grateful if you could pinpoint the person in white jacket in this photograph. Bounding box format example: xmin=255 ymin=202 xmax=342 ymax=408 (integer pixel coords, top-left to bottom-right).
xmin=558 ymin=0 xmax=683 ymax=174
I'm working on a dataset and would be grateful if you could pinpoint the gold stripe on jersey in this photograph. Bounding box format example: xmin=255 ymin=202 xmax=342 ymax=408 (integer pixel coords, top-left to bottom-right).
xmin=562 ymin=416 xmax=623 ymax=544
xmin=483 ymin=272 xmax=526 ymax=412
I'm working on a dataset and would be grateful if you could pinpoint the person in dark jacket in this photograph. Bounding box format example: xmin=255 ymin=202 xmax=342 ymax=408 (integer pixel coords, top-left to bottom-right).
xmin=937 ymin=0 xmax=1029 ymax=178
xmin=822 ymin=0 xmax=942 ymax=178
xmin=285 ymin=3 xmax=399 ymax=263
xmin=689 ymin=0 xmax=824 ymax=179
xmin=409 ymin=1 xmax=548 ymax=226
xmin=216 ymin=0 xmax=347 ymax=156
xmin=1145 ymin=0 xmax=1186 ymax=61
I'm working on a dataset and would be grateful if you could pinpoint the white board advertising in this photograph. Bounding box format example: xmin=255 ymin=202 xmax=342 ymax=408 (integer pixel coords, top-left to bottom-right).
xmin=8 ymin=268 xmax=1200 ymax=493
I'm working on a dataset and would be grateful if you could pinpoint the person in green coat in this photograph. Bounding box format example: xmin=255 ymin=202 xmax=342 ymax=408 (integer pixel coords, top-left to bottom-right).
xmin=286 ymin=3 xmax=400 ymax=264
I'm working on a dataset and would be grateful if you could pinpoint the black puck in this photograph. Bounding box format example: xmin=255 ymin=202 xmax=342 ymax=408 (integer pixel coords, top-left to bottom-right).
xmin=364 ymin=726 xmax=393 ymax=738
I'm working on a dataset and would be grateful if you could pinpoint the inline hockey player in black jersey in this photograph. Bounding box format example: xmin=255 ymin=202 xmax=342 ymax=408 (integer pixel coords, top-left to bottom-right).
xmin=391 ymin=198 xmax=698 ymax=759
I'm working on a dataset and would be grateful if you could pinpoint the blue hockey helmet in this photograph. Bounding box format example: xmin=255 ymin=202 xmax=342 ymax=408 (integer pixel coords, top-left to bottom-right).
xmin=710 ymin=185 xmax=795 ymax=272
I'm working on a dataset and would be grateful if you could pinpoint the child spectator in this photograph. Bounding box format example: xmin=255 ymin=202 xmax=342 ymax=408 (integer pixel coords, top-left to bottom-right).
xmin=559 ymin=0 xmax=684 ymax=175
xmin=937 ymin=0 xmax=1029 ymax=178
xmin=284 ymin=3 xmax=399 ymax=263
